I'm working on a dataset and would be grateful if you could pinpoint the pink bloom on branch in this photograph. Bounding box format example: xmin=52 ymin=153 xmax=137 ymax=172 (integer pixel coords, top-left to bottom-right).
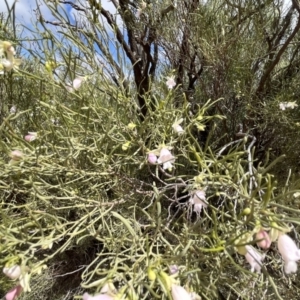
xmin=256 ymin=230 xmax=271 ymax=250
xmin=24 ymin=132 xmax=37 ymax=142
xmin=147 ymin=153 xmax=157 ymax=164
xmin=5 ymin=285 xmax=23 ymax=300
xmin=157 ymin=148 xmax=175 ymax=170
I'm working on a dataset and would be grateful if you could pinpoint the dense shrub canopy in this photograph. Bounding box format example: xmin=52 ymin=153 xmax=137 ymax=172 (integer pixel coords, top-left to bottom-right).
xmin=1 ymin=1 xmax=300 ymax=299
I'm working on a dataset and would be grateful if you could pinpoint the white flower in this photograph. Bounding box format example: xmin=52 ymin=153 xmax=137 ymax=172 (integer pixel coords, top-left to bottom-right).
xmin=244 ymin=245 xmax=265 ymax=273
xmin=287 ymin=101 xmax=298 ymax=109
xmin=73 ymin=77 xmax=84 ymax=90
xmin=157 ymin=148 xmax=175 ymax=170
xmin=83 ymin=293 xmax=114 ymax=300
xmin=0 ymin=57 xmax=21 ymax=72
xmin=172 ymin=118 xmax=184 ymax=135
xmin=10 ymin=105 xmax=17 ymax=114
xmin=66 ymin=77 xmax=85 ymax=92
xmin=279 ymin=102 xmax=287 ymax=110
xmin=279 ymin=101 xmax=298 ymax=110
xmin=278 ymin=234 xmax=300 ymax=274
xmin=189 ymin=190 xmax=207 ymax=213
xmin=166 ymin=76 xmax=176 ymax=89
xmin=171 ymin=284 xmax=192 ymax=300
xmin=3 ymin=265 xmax=21 ymax=280
xmin=2 ymin=58 xmax=13 ymax=70
xmin=173 ymin=124 xmax=184 ymax=134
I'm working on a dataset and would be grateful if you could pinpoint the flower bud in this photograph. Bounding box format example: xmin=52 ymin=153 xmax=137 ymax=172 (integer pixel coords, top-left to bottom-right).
xmin=256 ymin=230 xmax=271 ymax=249
xmin=147 ymin=267 xmax=156 ymax=281
xmin=24 ymin=132 xmax=37 ymax=142
xmin=5 ymin=284 xmax=23 ymax=300
xmin=147 ymin=153 xmax=157 ymax=164
xmin=10 ymin=150 xmax=23 ymax=161
xmin=159 ymin=271 xmax=172 ymax=291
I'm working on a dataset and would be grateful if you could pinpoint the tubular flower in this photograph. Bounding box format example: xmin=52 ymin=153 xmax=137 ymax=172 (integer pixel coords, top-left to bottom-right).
xmin=3 ymin=265 xmax=21 ymax=280
xmin=278 ymin=234 xmax=300 ymax=274
xmin=157 ymin=148 xmax=175 ymax=170
xmin=24 ymin=132 xmax=37 ymax=142
xmin=256 ymin=230 xmax=271 ymax=250
xmin=171 ymin=284 xmax=192 ymax=300
xmin=189 ymin=190 xmax=207 ymax=213
xmin=5 ymin=284 xmax=23 ymax=300
xmin=83 ymin=293 xmax=114 ymax=300
xmin=244 ymin=245 xmax=265 ymax=273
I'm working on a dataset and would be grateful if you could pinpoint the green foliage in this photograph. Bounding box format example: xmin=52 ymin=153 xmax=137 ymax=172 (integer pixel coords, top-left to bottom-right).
xmin=1 ymin=1 xmax=300 ymax=300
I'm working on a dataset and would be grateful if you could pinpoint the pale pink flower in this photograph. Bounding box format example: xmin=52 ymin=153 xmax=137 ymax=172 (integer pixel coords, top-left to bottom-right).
xmin=72 ymin=77 xmax=84 ymax=90
xmin=189 ymin=190 xmax=207 ymax=213
xmin=244 ymin=245 xmax=264 ymax=273
xmin=24 ymin=132 xmax=37 ymax=142
xmin=5 ymin=285 xmax=23 ymax=300
xmin=166 ymin=76 xmax=176 ymax=89
xmin=171 ymin=284 xmax=192 ymax=300
xmin=147 ymin=153 xmax=157 ymax=164
xmin=256 ymin=230 xmax=271 ymax=250
xmin=3 ymin=265 xmax=21 ymax=280
xmin=157 ymin=148 xmax=175 ymax=170
xmin=278 ymin=234 xmax=300 ymax=274
xmin=83 ymin=293 xmax=114 ymax=300
xmin=10 ymin=150 xmax=23 ymax=161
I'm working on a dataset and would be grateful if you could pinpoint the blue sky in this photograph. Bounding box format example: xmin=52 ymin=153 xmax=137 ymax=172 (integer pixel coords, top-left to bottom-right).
xmin=0 ymin=0 xmax=117 ymax=28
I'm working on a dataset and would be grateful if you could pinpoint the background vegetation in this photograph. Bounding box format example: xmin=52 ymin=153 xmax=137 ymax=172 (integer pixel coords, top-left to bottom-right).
xmin=1 ymin=0 xmax=300 ymax=299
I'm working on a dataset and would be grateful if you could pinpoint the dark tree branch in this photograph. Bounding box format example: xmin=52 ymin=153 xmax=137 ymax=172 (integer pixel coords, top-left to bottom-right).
xmin=256 ymin=10 xmax=300 ymax=95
